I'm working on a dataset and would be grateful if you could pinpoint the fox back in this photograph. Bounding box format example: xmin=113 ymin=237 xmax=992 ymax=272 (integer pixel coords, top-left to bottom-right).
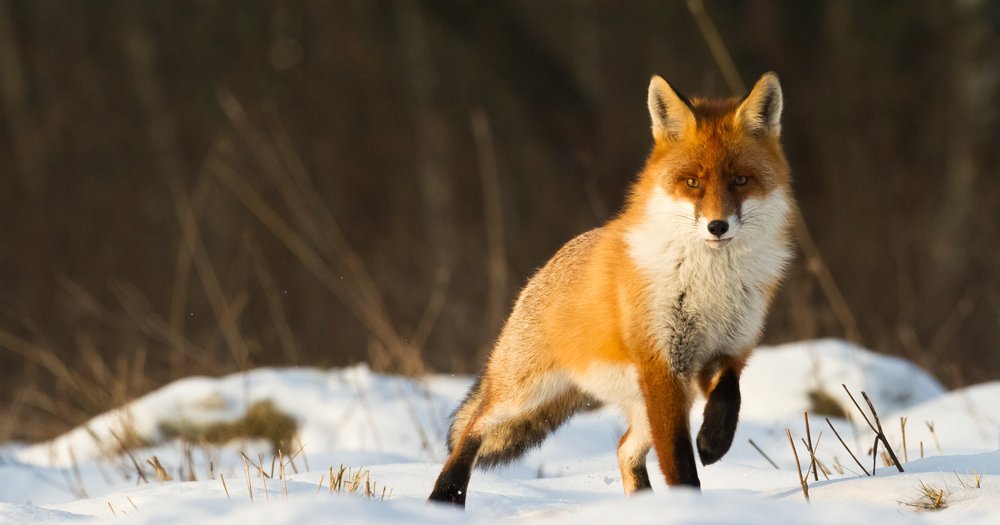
xmin=429 ymin=72 xmax=795 ymax=506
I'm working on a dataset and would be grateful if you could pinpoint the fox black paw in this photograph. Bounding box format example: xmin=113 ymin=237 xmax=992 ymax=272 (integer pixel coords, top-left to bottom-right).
xmin=427 ymin=488 xmax=467 ymax=507
xmin=696 ymin=425 xmax=732 ymax=466
xmin=697 ymin=369 xmax=740 ymax=466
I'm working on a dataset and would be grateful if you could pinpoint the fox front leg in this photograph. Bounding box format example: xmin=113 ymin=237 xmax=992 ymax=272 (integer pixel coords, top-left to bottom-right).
xmin=638 ymin=358 xmax=700 ymax=488
xmin=695 ymin=356 xmax=746 ymax=465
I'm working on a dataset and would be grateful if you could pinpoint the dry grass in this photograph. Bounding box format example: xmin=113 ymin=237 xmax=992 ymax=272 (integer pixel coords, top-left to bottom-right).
xmin=327 ymin=465 xmax=391 ymax=501
xmin=159 ymin=400 xmax=298 ymax=452
xmin=901 ymin=481 xmax=949 ymax=511
xmin=956 ymin=470 xmax=983 ymax=490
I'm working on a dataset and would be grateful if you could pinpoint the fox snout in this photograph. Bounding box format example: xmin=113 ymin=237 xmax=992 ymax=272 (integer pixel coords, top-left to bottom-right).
xmin=697 ymin=214 xmax=740 ymax=249
xmin=707 ymin=220 xmax=728 ymax=237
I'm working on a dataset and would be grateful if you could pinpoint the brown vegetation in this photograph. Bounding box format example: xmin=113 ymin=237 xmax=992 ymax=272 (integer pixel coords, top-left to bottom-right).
xmin=1 ymin=2 xmax=998 ymax=442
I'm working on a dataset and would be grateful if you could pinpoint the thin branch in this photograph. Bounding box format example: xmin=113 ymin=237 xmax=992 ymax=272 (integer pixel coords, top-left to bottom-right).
xmin=826 ymin=417 xmax=870 ymax=476
xmin=785 ymin=429 xmax=809 ymax=502
xmin=804 ymin=412 xmax=818 ymax=482
xmin=684 ymin=0 xmax=746 ymax=94
xmin=900 ymin=417 xmax=908 ymax=463
xmin=109 ymin=430 xmax=148 ymax=484
xmin=861 ymin=391 xmax=904 ymax=472
xmin=748 ymin=438 xmax=779 ymax=469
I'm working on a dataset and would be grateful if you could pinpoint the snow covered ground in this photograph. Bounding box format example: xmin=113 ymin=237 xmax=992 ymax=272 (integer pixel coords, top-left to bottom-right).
xmin=2 ymin=339 xmax=998 ymax=524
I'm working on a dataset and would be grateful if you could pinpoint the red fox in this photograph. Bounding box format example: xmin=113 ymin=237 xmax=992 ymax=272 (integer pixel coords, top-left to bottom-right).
xmin=429 ymin=72 xmax=794 ymax=505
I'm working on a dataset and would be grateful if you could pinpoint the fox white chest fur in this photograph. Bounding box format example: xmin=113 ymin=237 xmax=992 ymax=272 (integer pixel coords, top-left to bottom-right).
xmin=627 ymin=186 xmax=793 ymax=376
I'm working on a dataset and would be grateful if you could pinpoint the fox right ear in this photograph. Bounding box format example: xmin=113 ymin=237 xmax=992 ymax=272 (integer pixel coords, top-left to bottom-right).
xmin=647 ymin=75 xmax=696 ymax=142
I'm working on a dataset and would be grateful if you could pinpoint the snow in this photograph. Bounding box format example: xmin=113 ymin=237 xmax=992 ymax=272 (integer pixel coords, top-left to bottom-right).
xmin=1 ymin=339 xmax=998 ymax=524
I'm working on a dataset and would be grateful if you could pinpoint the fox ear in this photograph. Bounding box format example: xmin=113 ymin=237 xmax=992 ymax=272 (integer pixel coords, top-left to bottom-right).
xmin=647 ymin=75 xmax=696 ymax=142
xmin=736 ymin=72 xmax=783 ymax=137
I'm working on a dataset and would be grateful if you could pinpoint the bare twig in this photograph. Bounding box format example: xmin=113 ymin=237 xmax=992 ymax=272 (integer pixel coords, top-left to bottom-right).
xmin=826 ymin=417 xmax=870 ymax=476
xmin=684 ymin=0 xmax=745 ymax=94
xmin=242 ymin=454 xmax=253 ymax=502
xmin=841 ymin=385 xmax=903 ymax=472
xmin=785 ymin=429 xmax=809 ymax=502
xmin=109 ymin=430 xmax=148 ymax=484
xmin=872 ymin=437 xmax=880 ymax=475
xmin=900 ymin=417 xmax=909 ymax=463
xmin=748 ymin=438 xmax=779 ymax=469
xmin=803 ymin=412 xmax=818 ymax=481
xmin=801 ymin=433 xmax=826 ymax=481
xmin=220 ymin=473 xmax=231 ymax=500
xmin=171 ymin=181 xmax=252 ymax=371
xmin=926 ymin=421 xmax=943 ymax=455
xmin=214 ymin=91 xmax=425 ymax=375
xmin=146 ymin=456 xmax=172 ymax=482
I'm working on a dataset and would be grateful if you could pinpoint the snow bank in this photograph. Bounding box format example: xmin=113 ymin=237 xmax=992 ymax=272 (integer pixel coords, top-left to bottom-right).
xmin=1 ymin=339 xmax=997 ymax=525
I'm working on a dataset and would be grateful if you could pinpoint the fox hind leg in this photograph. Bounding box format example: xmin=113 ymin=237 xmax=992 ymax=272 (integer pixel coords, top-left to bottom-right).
xmin=617 ymin=406 xmax=653 ymax=495
xmin=428 ymin=431 xmax=483 ymax=505
xmin=429 ymin=373 xmax=586 ymax=506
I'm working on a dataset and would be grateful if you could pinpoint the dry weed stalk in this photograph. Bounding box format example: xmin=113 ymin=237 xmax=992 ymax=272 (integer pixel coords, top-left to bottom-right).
xmin=831 ymin=457 xmax=846 ymax=475
xmin=279 ymin=449 xmax=288 ymax=498
xmin=841 ymin=385 xmax=903 ymax=473
xmin=220 ymin=473 xmax=231 ymax=500
xmin=955 ymin=470 xmax=982 ymax=489
xmin=110 ymin=430 xmax=149 ymax=483
xmin=181 ymin=439 xmax=197 ymax=481
xmin=68 ymin=447 xmax=88 ymax=497
xmin=747 ymin=438 xmax=779 ymax=470
xmin=826 ymin=417 xmax=870 ymax=476
xmin=213 ymin=91 xmax=427 ymax=376
xmin=242 ymin=454 xmax=254 ymax=502
xmin=925 ymin=421 xmax=943 ymax=455
xmin=785 ymin=429 xmax=810 ymax=502
xmin=326 ymin=464 xmax=390 ymax=501
xmin=146 ymin=456 xmax=172 ymax=482
xmin=801 ymin=412 xmax=827 ymax=481
xmin=900 ymin=417 xmax=909 ymax=462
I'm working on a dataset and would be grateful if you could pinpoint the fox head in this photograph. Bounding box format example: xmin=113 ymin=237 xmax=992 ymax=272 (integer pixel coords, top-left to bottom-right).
xmin=637 ymin=72 xmax=792 ymax=250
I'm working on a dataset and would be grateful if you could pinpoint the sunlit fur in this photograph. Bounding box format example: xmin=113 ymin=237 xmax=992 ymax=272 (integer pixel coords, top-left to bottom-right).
xmin=430 ymin=73 xmax=796 ymax=505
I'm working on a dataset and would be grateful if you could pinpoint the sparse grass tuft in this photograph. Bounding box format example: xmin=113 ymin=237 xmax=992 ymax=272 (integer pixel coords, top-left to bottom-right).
xmin=901 ymin=481 xmax=948 ymax=511
xmin=956 ymin=470 xmax=983 ymax=490
xmin=147 ymin=456 xmax=172 ymax=481
xmin=160 ymin=400 xmax=297 ymax=451
xmin=328 ymin=465 xmax=391 ymax=501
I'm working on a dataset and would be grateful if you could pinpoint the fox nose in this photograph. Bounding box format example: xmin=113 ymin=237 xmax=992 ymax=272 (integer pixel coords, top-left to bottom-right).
xmin=707 ymin=220 xmax=729 ymax=237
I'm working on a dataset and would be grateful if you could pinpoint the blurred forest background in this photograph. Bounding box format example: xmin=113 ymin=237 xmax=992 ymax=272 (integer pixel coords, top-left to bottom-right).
xmin=1 ymin=0 xmax=999 ymax=442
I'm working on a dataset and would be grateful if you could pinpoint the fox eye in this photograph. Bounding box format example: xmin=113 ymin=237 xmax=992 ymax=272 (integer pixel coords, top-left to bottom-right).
xmin=685 ymin=178 xmax=700 ymax=188
xmin=734 ymin=175 xmax=749 ymax=185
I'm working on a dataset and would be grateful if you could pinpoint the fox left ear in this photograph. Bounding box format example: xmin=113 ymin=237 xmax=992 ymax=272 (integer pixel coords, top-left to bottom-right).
xmin=736 ymin=72 xmax=783 ymax=137
xmin=648 ymin=75 xmax=696 ymax=142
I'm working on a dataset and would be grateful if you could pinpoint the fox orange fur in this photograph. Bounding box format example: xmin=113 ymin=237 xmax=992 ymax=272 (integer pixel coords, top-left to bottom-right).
xmin=429 ymin=72 xmax=795 ymax=506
